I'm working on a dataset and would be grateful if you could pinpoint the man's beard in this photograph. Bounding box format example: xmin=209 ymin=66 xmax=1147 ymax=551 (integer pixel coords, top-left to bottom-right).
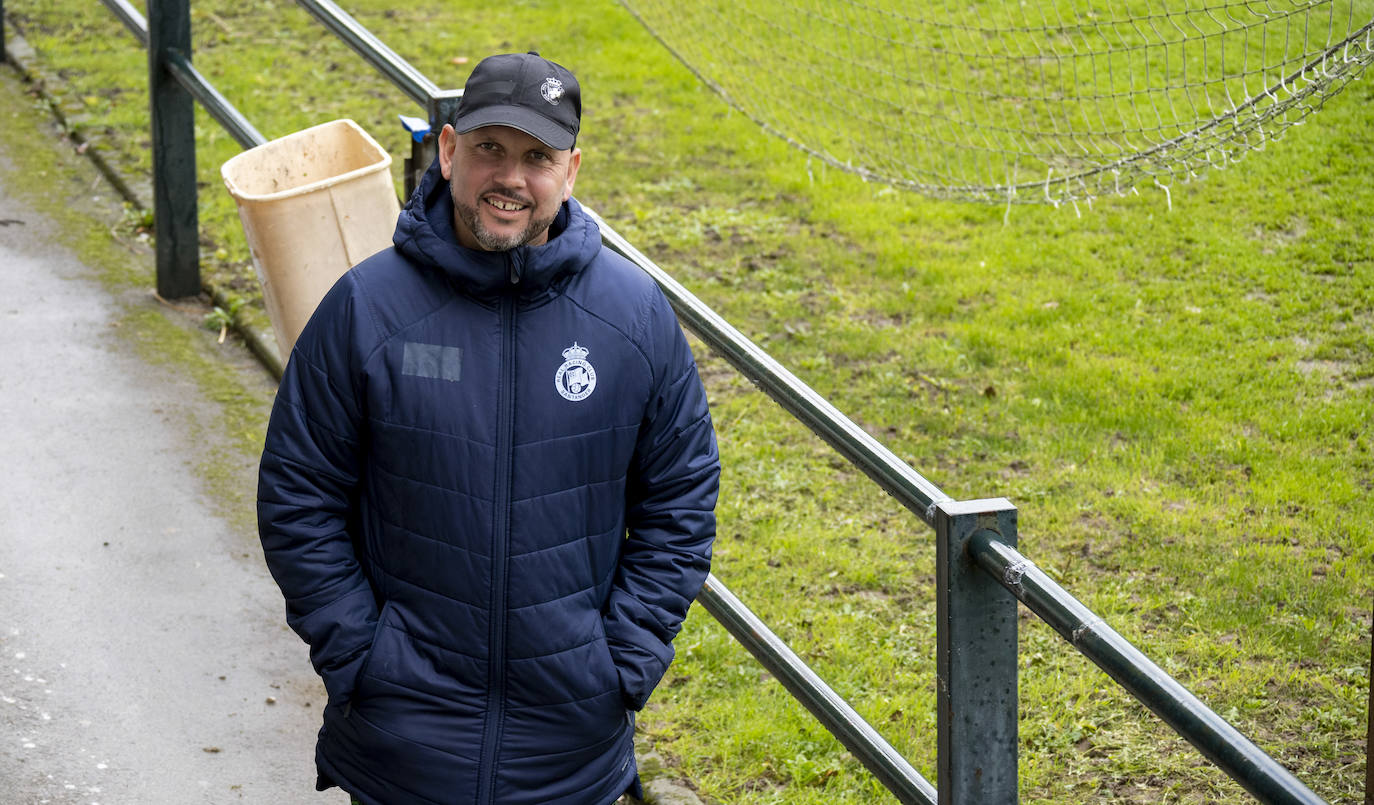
xmin=453 ymin=189 xmax=557 ymax=252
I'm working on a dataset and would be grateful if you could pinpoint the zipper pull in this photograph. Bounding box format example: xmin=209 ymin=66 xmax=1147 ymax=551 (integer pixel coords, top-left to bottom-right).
xmin=508 ymin=254 xmax=522 ymax=285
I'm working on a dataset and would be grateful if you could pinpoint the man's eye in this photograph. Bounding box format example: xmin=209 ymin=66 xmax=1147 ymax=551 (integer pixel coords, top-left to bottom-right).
xmin=530 ymin=151 xmax=551 ymax=162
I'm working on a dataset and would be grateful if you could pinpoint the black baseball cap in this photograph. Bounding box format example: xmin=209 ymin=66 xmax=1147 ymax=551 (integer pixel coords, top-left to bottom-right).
xmin=451 ymin=52 xmax=581 ymax=151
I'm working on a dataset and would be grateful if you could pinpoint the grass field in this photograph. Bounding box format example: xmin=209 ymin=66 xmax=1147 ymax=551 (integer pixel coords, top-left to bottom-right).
xmin=620 ymin=0 xmax=1374 ymax=199
xmin=4 ymin=1 xmax=1370 ymax=802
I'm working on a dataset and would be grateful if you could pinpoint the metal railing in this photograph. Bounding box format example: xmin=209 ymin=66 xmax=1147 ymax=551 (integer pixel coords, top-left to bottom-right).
xmin=70 ymin=1 xmax=1331 ymax=802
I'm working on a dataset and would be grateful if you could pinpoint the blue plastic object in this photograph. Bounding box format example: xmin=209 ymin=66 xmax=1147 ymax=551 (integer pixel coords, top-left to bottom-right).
xmin=399 ymin=114 xmax=430 ymax=143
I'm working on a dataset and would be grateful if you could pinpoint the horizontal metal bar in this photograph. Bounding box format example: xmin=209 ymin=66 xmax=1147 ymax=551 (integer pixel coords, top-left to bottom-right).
xmin=968 ymin=532 xmax=1328 ymax=805
xmin=293 ymin=0 xmax=439 ymax=109
xmin=99 ymin=0 xmax=265 ymax=150
xmin=586 ymin=209 xmax=953 ymax=529
xmin=100 ymin=0 xmax=148 ymax=48
xmin=695 ymin=574 xmax=937 ymax=805
xmin=165 ymin=48 xmax=266 ymax=149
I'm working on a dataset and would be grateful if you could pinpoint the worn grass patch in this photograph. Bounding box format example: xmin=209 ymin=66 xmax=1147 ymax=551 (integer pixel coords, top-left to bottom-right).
xmin=6 ymin=1 xmax=1370 ymax=802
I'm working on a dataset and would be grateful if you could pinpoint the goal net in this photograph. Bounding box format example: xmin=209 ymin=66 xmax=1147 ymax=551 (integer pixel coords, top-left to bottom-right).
xmin=619 ymin=1 xmax=1374 ymax=203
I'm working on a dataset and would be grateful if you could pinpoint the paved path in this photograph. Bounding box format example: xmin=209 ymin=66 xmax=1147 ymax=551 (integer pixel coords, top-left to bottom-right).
xmin=0 ymin=64 xmax=329 ymax=804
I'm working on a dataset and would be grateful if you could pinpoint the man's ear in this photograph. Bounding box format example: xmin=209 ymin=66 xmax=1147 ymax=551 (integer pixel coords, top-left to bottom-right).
xmin=562 ymin=148 xmax=582 ymax=202
xmin=438 ymin=124 xmax=457 ymax=181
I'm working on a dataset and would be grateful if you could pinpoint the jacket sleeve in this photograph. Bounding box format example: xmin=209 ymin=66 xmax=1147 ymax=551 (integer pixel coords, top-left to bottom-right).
xmin=256 ymin=274 xmax=378 ymax=705
xmin=605 ymin=289 xmax=721 ymax=711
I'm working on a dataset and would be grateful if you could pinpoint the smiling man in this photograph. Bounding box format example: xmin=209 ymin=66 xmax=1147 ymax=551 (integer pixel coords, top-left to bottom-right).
xmin=441 ymin=54 xmax=582 ymax=253
xmin=257 ymin=53 xmax=720 ymax=805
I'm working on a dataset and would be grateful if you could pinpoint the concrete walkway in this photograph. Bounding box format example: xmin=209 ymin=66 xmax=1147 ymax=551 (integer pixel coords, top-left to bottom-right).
xmin=0 ymin=64 xmax=328 ymax=803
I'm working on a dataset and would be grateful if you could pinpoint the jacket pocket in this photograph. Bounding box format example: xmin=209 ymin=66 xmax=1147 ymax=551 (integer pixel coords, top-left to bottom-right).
xmin=346 ymin=599 xmax=394 ymax=709
xmin=594 ymin=621 xmax=627 ymax=704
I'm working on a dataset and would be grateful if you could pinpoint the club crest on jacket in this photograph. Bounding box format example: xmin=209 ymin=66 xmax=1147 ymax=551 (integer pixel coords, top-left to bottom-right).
xmin=555 ymin=342 xmax=596 ymax=401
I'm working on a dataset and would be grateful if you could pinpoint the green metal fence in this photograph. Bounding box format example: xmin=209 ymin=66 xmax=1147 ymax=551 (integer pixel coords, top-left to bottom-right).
xmin=30 ymin=1 xmax=1336 ymax=801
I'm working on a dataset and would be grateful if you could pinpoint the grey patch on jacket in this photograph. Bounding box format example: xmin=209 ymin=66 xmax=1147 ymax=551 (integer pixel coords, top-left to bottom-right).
xmin=402 ymin=342 xmax=463 ymax=382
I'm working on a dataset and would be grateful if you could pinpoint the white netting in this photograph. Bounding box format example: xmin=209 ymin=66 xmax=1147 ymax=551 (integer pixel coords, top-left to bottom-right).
xmin=619 ymin=0 xmax=1374 ymax=203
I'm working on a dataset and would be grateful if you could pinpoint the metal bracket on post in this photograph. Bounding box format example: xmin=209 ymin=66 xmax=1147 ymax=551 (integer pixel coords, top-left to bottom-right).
xmin=147 ymin=0 xmax=200 ymax=298
xmin=428 ymin=88 xmax=464 ymax=135
xmin=936 ymin=498 xmax=1019 ymax=805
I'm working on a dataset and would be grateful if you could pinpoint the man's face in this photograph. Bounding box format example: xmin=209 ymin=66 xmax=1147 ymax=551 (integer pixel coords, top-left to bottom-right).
xmin=438 ymin=124 xmax=581 ymax=252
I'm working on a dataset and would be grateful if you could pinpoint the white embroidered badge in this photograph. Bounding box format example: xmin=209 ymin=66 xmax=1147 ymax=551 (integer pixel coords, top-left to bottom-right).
xmin=541 ymin=77 xmax=564 ymax=105
xmin=554 ymin=342 xmax=596 ymax=401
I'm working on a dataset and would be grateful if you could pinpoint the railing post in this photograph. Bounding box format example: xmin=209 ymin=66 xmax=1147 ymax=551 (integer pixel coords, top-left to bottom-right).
xmin=405 ymin=133 xmax=431 ymax=202
xmin=936 ymin=498 xmax=1019 ymax=804
xmin=147 ymin=0 xmax=200 ymax=298
xmin=404 ymin=89 xmax=463 ymax=201
xmin=403 ymin=87 xmax=464 ymax=200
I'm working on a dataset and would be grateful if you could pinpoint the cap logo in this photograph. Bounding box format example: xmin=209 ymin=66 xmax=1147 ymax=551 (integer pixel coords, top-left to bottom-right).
xmin=540 ymin=77 xmax=564 ymax=105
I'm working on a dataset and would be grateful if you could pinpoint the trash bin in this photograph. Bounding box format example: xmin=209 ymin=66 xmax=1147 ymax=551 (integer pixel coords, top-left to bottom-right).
xmin=221 ymin=119 xmax=399 ymax=357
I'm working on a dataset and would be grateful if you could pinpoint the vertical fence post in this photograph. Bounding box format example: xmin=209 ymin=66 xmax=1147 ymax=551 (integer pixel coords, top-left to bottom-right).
xmin=936 ymin=498 xmax=1019 ymax=804
xmin=405 ymin=135 xmax=429 ymax=201
xmin=147 ymin=0 xmax=200 ymax=298
xmin=405 ymin=89 xmax=463 ymax=200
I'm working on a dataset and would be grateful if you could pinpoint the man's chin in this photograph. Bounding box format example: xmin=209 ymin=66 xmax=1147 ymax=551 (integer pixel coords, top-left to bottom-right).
xmin=477 ymin=220 xmax=527 ymax=249
xmin=462 ymin=214 xmax=527 ymax=251
xmin=479 ymin=216 xmax=555 ymax=251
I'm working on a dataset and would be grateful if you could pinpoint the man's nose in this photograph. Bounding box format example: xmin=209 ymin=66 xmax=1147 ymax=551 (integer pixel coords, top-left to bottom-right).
xmin=492 ymin=155 xmax=526 ymax=188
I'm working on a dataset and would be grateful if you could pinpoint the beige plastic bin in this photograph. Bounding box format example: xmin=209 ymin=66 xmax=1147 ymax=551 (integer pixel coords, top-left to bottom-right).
xmin=221 ymin=119 xmax=400 ymax=357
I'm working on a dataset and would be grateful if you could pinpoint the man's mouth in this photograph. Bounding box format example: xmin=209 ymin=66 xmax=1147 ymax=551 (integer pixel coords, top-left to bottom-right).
xmin=484 ymin=196 xmax=528 ymax=213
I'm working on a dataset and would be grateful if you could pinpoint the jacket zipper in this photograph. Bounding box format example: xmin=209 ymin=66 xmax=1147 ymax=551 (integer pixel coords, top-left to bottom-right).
xmin=478 ymin=288 xmax=517 ymax=804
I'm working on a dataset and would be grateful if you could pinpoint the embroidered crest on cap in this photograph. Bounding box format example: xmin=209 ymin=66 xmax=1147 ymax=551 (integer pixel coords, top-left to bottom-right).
xmin=541 ymin=77 xmax=564 ymax=105
xmin=555 ymin=342 xmax=596 ymax=401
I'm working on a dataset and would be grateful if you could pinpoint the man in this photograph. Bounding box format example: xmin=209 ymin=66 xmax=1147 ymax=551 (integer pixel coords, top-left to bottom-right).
xmin=257 ymin=52 xmax=720 ymax=805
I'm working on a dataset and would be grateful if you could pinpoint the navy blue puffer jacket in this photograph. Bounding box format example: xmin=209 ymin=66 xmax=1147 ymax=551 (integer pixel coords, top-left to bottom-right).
xmin=257 ymin=158 xmax=719 ymax=805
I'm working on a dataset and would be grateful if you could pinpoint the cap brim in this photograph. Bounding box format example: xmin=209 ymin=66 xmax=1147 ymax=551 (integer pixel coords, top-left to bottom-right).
xmin=452 ymin=105 xmax=575 ymax=151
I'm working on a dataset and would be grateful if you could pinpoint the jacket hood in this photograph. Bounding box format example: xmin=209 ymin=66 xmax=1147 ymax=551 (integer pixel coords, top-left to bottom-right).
xmin=392 ymin=156 xmax=602 ymax=298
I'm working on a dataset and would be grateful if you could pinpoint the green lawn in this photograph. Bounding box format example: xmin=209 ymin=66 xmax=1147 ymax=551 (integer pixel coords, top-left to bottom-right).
xmin=5 ymin=1 xmax=1370 ymax=802
xmin=617 ymin=0 xmax=1374 ymax=199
